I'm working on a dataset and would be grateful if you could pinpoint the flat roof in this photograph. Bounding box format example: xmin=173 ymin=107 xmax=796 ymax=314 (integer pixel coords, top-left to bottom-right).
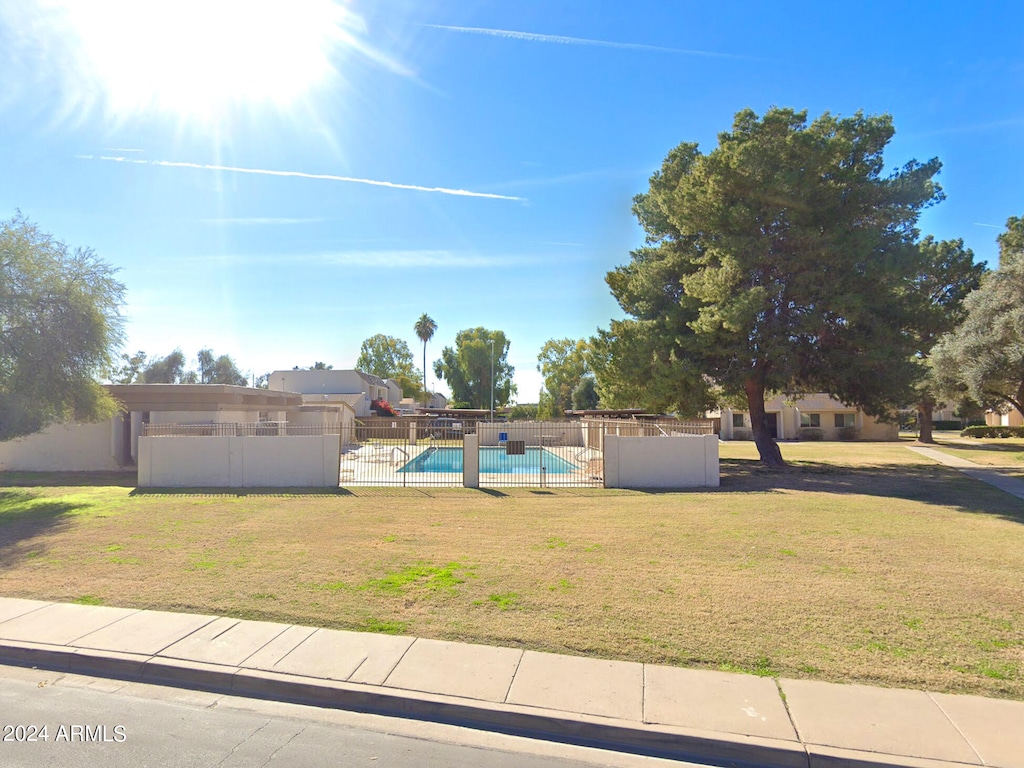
xmin=106 ymin=384 xmax=303 ymax=412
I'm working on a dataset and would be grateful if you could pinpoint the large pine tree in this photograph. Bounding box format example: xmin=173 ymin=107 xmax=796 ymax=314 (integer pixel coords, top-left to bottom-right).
xmin=596 ymin=108 xmax=945 ymax=466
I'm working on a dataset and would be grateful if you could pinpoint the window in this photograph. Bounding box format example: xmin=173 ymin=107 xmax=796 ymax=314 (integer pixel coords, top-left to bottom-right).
xmin=732 ymin=413 xmax=745 ymax=428
xmin=834 ymin=413 xmax=855 ymax=428
xmin=800 ymin=413 xmax=820 ymax=428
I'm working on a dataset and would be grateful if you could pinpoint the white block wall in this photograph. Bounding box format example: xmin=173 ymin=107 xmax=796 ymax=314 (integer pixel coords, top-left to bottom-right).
xmin=138 ymin=435 xmax=341 ymax=488
xmin=0 ymin=421 xmax=122 ymax=472
xmin=603 ymin=434 xmax=719 ymax=488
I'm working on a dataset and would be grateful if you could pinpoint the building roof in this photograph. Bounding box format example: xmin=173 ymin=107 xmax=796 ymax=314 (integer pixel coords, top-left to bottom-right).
xmin=105 ymin=384 xmax=302 ymax=412
xmin=356 ymin=371 xmax=387 ymax=388
xmin=564 ymin=409 xmax=657 ymax=418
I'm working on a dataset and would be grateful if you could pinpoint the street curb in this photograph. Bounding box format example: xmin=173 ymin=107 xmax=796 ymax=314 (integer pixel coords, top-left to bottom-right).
xmin=0 ymin=641 xmax=973 ymax=768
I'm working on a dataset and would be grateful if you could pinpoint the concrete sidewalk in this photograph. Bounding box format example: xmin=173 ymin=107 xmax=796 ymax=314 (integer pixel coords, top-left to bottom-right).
xmin=906 ymin=445 xmax=1024 ymax=500
xmin=1 ymin=597 xmax=1021 ymax=768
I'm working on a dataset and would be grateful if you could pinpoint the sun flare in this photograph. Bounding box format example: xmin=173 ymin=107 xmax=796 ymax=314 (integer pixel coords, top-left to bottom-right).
xmin=38 ymin=0 xmax=371 ymax=123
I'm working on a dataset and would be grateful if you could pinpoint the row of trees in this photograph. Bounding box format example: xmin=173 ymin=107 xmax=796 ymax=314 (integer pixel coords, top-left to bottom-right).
xmin=354 ymin=320 xmax=518 ymax=411
xmin=109 ymin=348 xmax=249 ymax=385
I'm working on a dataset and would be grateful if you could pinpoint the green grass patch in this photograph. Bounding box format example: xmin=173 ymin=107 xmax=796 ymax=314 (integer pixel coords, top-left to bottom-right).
xmin=361 ymin=562 xmax=473 ymax=595
xmin=361 ymin=617 xmax=409 ymax=634
xmin=488 ymin=591 xmax=520 ymax=610
xmin=71 ymin=595 xmax=104 ymax=606
xmin=108 ymin=556 xmax=141 ymax=565
xmin=721 ymin=656 xmax=778 ymax=677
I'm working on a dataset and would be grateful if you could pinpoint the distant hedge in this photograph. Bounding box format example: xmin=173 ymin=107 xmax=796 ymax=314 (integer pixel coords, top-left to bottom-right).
xmin=960 ymin=426 xmax=1024 ymax=438
xmin=932 ymin=420 xmax=965 ymax=431
xmin=837 ymin=426 xmax=860 ymax=441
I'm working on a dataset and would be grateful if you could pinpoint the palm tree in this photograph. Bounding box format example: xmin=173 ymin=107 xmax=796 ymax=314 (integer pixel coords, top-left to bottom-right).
xmin=414 ymin=313 xmax=437 ymax=407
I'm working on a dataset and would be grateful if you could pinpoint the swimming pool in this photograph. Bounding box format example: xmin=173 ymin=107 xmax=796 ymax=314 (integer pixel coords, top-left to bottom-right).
xmin=398 ymin=446 xmax=578 ymax=474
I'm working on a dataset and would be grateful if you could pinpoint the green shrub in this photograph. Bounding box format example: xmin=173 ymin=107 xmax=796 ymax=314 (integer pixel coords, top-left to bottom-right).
xmin=732 ymin=428 xmax=753 ymax=441
xmin=961 ymin=425 xmax=1024 ymax=438
xmin=798 ymin=427 xmax=824 ymax=441
xmin=837 ymin=426 xmax=860 ymax=441
xmin=932 ymin=420 xmax=964 ymax=431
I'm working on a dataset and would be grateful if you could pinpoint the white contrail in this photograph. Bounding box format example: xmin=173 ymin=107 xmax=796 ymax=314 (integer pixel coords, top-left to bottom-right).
xmin=422 ymin=23 xmax=745 ymax=58
xmin=78 ymin=155 xmax=525 ymax=201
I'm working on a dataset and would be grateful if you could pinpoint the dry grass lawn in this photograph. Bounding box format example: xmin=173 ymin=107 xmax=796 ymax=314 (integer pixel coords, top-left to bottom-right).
xmin=1 ymin=440 xmax=1022 ymax=699
xmin=926 ymin=437 xmax=1024 ymax=478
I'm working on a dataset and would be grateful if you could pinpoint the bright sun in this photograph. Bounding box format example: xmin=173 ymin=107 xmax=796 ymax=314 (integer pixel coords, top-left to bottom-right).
xmin=48 ymin=0 xmax=365 ymax=122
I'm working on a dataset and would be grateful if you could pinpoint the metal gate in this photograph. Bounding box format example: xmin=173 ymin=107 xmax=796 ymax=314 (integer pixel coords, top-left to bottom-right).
xmin=473 ymin=421 xmax=604 ymax=488
xmin=338 ymin=417 xmax=477 ymax=487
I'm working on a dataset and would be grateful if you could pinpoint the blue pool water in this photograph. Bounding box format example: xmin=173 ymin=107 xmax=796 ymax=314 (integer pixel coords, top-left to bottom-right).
xmin=398 ymin=447 xmax=578 ymax=474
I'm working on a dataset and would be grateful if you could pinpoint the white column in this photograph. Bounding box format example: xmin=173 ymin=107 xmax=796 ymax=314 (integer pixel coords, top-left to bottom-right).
xmin=463 ymin=433 xmax=479 ymax=488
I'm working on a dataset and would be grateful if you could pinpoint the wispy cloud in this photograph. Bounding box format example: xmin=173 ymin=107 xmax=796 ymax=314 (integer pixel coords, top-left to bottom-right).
xmin=186 ymin=250 xmax=533 ymax=269
xmin=77 ymin=155 xmax=525 ymax=202
xmin=909 ymin=117 xmax=1024 ymax=139
xmin=973 ymin=222 xmax=1002 ymax=229
xmin=422 ymin=24 xmax=748 ymax=59
xmin=102 ymin=147 xmax=144 ymax=153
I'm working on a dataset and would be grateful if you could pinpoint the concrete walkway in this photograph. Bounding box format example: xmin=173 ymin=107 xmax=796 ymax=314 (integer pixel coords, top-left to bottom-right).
xmin=1 ymin=597 xmax=1022 ymax=768
xmin=906 ymin=445 xmax=1024 ymax=500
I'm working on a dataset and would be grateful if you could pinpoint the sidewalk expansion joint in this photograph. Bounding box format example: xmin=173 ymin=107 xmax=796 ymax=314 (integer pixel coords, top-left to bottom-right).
xmin=774 ymin=679 xmax=810 ymax=768
xmin=237 ymin=624 xmax=294 ymax=668
xmin=500 ymin=648 xmax=524 ymax=704
xmin=926 ymin=692 xmax=984 ymax=766
xmin=68 ymin=608 xmax=140 ymax=646
xmin=210 ymin=619 xmax=241 ymax=642
xmin=153 ymin=615 xmax=220 ymax=656
xmin=263 ymin=626 xmax=316 ymax=669
xmin=379 ymin=635 xmax=417 ymax=687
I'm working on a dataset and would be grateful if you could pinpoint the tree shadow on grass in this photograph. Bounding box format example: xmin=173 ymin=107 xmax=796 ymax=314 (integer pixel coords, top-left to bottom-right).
xmin=0 ymin=490 xmax=91 ymax=566
xmin=130 ymin=487 xmax=344 ymax=498
xmin=715 ymin=458 xmax=1024 ymax=524
xmin=0 ymin=471 xmax=136 ymax=488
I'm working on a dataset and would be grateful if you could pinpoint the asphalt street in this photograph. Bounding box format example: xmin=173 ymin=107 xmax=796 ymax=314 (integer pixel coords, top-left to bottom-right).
xmin=0 ymin=664 xmax=694 ymax=768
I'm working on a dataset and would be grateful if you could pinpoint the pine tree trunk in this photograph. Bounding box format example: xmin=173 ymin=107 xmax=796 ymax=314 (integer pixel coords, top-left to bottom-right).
xmin=745 ymin=376 xmax=785 ymax=468
xmin=918 ymin=402 xmax=934 ymax=444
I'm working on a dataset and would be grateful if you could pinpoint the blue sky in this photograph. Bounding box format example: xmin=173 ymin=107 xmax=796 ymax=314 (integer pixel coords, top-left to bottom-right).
xmin=1 ymin=1 xmax=1021 ymax=402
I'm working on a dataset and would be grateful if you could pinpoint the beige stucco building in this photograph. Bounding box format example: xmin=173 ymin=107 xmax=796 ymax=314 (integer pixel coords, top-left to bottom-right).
xmin=985 ymin=408 xmax=1024 ymax=428
xmin=718 ymin=394 xmax=898 ymax=441
xmin=0 ymin=384 xmax=353 ymax=474
xmin=267 ymin=369 xmax=406 ymax=417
